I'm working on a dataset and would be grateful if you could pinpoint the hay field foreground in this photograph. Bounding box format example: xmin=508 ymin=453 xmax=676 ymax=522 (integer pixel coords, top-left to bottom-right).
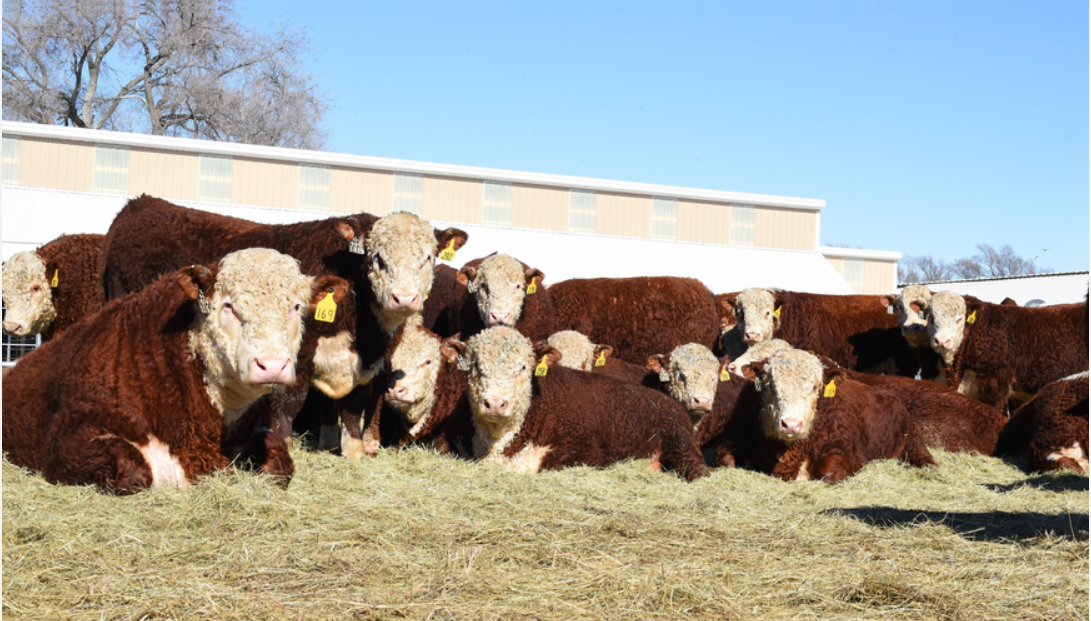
xmin=3 ymin=448 xmax=1087 ymax=621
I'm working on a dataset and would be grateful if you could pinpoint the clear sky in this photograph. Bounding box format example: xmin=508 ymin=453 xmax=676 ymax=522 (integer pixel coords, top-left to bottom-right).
xmin=237 ymin=0 xmax=1088 ymax=273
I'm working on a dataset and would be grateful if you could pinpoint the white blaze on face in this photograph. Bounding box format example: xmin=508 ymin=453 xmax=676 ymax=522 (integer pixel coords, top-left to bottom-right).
xmin=366 ymin=212 xmax=438 ymax=326
xmin=190 ymin=248 xmax=313 ymax=418
xmin=2 ymin=251 xmax=57 ymax=336
xmin=465 ymin=326 xmax=536 ymax=459
xmin=664 ymin=343 xmax=720 ymax=419
xmin=311 ymin=331 xmax=363 ymax=399
xmin=894 ymin=285 xmax=933 ymax=347
xmin=928 ymin=291 xmax=968 ymax=365
xmin=734 ymin=288 xmax=777 ymax=345
xmin=467 ymin=254 xmax=533 ymax=328
xmin=757 ymin=349 xmax=825 ymax=444
xmin=727 ymin=339 xmax=792 ymax=377
xmin=386 ymin=326 xmax=443 ymax=432
xmin=547 ymin=330 xmax=595 ymax=371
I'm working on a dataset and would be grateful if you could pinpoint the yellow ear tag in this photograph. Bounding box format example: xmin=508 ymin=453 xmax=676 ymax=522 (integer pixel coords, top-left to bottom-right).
xmin=315 ymin=291 xmax=337 ymax=323
xmin=773 ymin=306 xmax=782 ymax=320
xmin=438 ymin=240 xmax=457 ymax=262
xmin=526 ymin=277 xmax=537 ymax=295
xmin=720 ymin=364 xmax=731 ymax=382
xmin=823 ymin=379 xmax=837 ymax=398
xmin=51 ymin=269 xmax=59 ymax=288
xmin=594 ymin=351 xmax=606 ymax=367
xmin=534 ymin=355 xmax=549 ymax=377
xmin=966 ymin=310 xmax=976 ymax=325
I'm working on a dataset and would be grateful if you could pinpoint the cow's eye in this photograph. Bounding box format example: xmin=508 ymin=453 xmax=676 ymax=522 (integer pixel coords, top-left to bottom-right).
xmin=424 ymin=358 xmax=432 ymax=366
xmin=423 ymin=255 xmax=434 ymax=267
xmin=30 ymin=285 xmax=40 ymax=294
xmin=371 ymin=255 xmax=386 ymax=271
xmin=480 ymin=283 xmax=489 ymax=295
xmin=293 ymin=303 xmax=302 ymax=313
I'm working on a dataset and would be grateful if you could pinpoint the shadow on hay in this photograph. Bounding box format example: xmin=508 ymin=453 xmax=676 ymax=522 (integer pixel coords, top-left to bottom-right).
xmin=983 ymin=473 xmax=1089 ymax=494
xmin=824 ymin=507 xmax=1089 ymax=543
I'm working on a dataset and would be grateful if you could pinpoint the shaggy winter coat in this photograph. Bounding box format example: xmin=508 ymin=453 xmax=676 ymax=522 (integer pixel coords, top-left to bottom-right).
xmin=944 ymin=297 xmax=1087 ymax=411
xmin=996 ymin=374 xmax=1089 ymax=473
xmin=2 ymin=272 xmax=290 ymax=492
xmin=27 ymin=234 xmax=106 ymax=340
xmin=549 ymin=276 xmax=720 ymax=365
xmin=685 ymin=370 xmax=765 ymax=468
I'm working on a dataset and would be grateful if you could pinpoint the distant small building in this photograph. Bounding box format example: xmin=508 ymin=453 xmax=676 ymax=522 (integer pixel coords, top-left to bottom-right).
xmin=901 ymin=272 xmax=1089 ymax=307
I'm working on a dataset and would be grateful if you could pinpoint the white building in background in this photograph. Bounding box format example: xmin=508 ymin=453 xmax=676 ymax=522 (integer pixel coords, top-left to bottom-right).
xmin=904 ymin=272 xmax=1089 ymax=307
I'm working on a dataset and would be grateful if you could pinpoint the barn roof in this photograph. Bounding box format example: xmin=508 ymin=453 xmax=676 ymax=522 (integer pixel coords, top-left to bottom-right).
xmin=2 ymin=186 xmax=853 ymax=295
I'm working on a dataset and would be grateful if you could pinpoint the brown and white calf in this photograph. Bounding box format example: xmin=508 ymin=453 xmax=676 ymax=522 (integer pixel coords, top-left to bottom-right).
xmin=545 ymin=330 xmax=654 ymax=385
xmin=2 ymin=233 xmax=105 ymax=340
xmin=927 ymin=290 xmax=1087 ymax=412
xmin=2 ymin=249 xmax=346 ymax=493
xmin=746 ymin=349 xmax=936 ymax=483
xmin=880 ymin=284 xmax=944 ymax=382
xmin=454 ymin=327 xmax=708 ymax=480
xmin=996 ymin=372 xmax=1089 ymax=473
xmin=452 ymin=253 xmax=554 ymax=342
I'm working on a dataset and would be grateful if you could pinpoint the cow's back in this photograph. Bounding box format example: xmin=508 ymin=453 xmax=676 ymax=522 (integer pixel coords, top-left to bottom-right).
xmin=36 ymin=233 xmax=107 ymax=340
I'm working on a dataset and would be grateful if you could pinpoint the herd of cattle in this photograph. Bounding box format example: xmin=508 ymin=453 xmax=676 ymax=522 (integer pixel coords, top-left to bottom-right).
xmin=1 ymin=194 xmax=1087 ymax=493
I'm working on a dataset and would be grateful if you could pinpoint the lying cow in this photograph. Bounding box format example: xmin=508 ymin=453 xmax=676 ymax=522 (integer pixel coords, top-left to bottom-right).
xmin=728 ymin=288 xmax=919 ymax=377
xmin=2 ymin=249 xmax=346 ymax=493
xmin=545 ymin=330 xmax=654 ymax=385
xmin=927 ymin=291 xmax=1087 ymax=412
xmin=2 ymin=233 xmax=105 ymax=340
xmin=745 ymin=349 xmax=936 ymax=483
xmin=550 ymin=276 xmax=721 ymax=365
xmin=996 ymin=372 xmax=1089 ymax=473
xmin=880 ymin=284 xmax=944 ymax=381
xmin=452 ymin=327 xmax=708 ymax=480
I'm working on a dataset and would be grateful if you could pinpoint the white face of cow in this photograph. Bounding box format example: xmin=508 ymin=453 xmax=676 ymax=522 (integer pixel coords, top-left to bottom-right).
xmin=755 ymin=349 xmax=825 ymax=444
xmin=2 ymin=251 xmax=57 ymax=336
xmin=189 ymin=248 xmax=314 ymax=415
xmin=386 ymin=326 xmax=444 ymax=425
xmin=890 ymin=285 xmax=933 ymax=347
xmin=462 ymin=254 xmax=541 ymax=329
xmin=734 ymin=288 xmax=777 ymax=345
xmin=727 ymin=338 xmax=792 ymax=377
xmin=928 ymin=291 xmax=968 ymax=365
xmin=547 ymin=330 xmax=595 ymax=371
xmin=366 ymin=212 xmax=438 ymax=327
xmin=466 ymin=326 xmax=535 ymax=427
xmin=662 ymin=343 xmax=721 ymax=419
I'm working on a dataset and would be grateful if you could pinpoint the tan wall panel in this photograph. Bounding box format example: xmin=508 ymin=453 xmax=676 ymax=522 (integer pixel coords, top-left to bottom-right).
xmin=864 ymin=260 xmax=897 ymax=294
xmin=825 ymin=256 xmax=844 ymax=274
xmin=424 ymin=175 xmax=483 ymax=224
xmin=19 ymin=138 xmax=93 ymax=192
xmin=128 ymin=147 xmax=198 ymax=200
xmin=331 ymin=167 xmax=392 ymax=216
xmin=232 ymin=157 xmax=297 ymax=209
xmin=597 ymin=192 xmax=650 ymax=237
xmin=677 ymin=199 xmax=729 ymax=244
xmin=755 ymin=207 xmax=816 ymax=251
xmin=512 ymin=183 xmax=567 ymax=231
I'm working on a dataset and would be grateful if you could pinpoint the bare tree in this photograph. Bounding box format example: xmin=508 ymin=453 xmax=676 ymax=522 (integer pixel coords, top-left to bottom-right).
xmin=3 ymin=0 xmax=327 ymax=149
xmin=971 ymin=244 xmax=1052 ymax=277
xmin=900 ymin=245 xmax=1055 ymax=284
xmin=899 ymin=254 xmax=953 ymax=284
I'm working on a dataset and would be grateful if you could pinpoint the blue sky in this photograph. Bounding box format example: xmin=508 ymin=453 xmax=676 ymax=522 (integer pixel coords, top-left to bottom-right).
xmin=237 ymin=0 xmax=1088 ymax=273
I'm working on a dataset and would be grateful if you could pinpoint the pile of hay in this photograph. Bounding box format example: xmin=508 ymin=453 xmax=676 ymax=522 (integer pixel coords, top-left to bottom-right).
xmin=4 ymin=448 xmax=1087 ymax=620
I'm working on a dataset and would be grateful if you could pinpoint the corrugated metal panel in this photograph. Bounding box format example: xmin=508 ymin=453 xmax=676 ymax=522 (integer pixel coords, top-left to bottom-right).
xmin=650 ymin=197 xmax=677 ymax=240
xmin=677 ymin=199 xmax=728 ymax=244
xmin=232 ymin=157 xmax=297 ymax=209
xmin=129 ymin=147 xmax=199 ymax=200
xmin=757 ymin=207 xmax=816 ymax=251
xmin=907 ymin=272 xmax=1090 ymax=306
xmin=598 ymin=192 xmax=649 ymax=238
xmin=423 ymin=175 xmax=482 ymax=223
xmin=863 ymin=260 xmax=896 ymax=295
xmin=482 ymin=181 xmax=513 ymax=226
xmin=297 ymin=164 xmax=331 ymax=211
xmin=842 ymin=258 xmax=865 ymax=293
xmin=20 ymin=137 xmax=93 ymax=192
xmin=330 ymin=167 xmax=392 ymax=216
xmin=93 ymin=145 xmax=129 ymax=194
xmin=512 ymin=183 xmax=566 ymax=231
xmin=3 ymin=136 xmax=21 ymax=185
xmin=198 ymin=155 xmax=233 ymax=202
xmin=393 ymin=172 xmax=423 ymax=215
xmin=568 ymin=189 xmax=596 ymax=233
xmin=729 ymin=204 xmax=756 ymax=246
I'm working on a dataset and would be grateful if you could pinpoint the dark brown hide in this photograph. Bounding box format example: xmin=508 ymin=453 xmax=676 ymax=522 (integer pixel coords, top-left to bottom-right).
xmin=30 ymin=233 xmax=106 ymax=340
xmin=996 ymin=374 xmax=1089 ymax=473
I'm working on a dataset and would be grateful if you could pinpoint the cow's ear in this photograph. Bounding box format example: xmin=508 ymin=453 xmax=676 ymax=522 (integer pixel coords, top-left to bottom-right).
xmin=720 ymin=316 xmax=733 ymax=332
xmin=176 ymin=265 xmax=215 ymax=302
xmin=748 ymin=360 xmax=766 ymax=380
xmin=593 ymin=344 xmax=614 ymax=360
xmin=965 ymin=296 xmax=985 ymax=323
xmin=440 ymin=335 xmax=465 ymax=363
xmin=457 ymin=266 xmax=478 ymax=287
xmin=335 ymin=220 xmax=357 ymax=242
xmin=880 ymin=294 xmax=897 ymax=309
xmin=309 ymin=275 xmax=351 ymax=313
xmin=646 ymin=354 xmax=669 ymax=375
xmin=436 ymin=227 xmax=469 ymax=252
xmin=524 ymin=267 xmax=545 ymax=287
xmin=44 ymin=260 xmax=60 ymax=287
xmin=532 ymin=342 xmax=563 ymax=366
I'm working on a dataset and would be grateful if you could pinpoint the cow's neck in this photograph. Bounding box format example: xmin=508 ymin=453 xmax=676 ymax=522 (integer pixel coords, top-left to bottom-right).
xmin=189 ymin=328 xmax=269 ymax=425
xmin=372 ymin=303 xmax=414 ymax=336
xmin=473 ymin=401 xmax=531 ymax=461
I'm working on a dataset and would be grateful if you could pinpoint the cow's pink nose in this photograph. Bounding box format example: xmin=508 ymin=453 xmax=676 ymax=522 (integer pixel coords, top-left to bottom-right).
xmin=3 ymin=321 xmax=25 ymax=335
xmin=692 ymin=395 xmax=712 ymax=411
xmin=779 ymin=417 xmax=804 ymax=435
xmin=933 ymin=336 xmax=951 ymax=349
xmin=249 ymin=356 xmax=293 ymax=384
xmin=488 ymin=311 xmax=512 ymax=326
xmin=484 ymin=397 xmax=508 ymax=416
xmin=745 ymin=332 xmax=763 ymax=343
xmin=390 ymin=291 xmax=420 ymax=310
xmin=387 ymin=384 xmax=409 ymax=401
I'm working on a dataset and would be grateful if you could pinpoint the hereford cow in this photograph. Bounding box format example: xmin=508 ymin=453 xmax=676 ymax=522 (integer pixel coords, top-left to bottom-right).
xmin=2 ymin=249 xmax=347 ymax=492
xmin=545 ymin=330 xmax=654 ymax=385
xmin=728 ymin=288 xmax=919 ymax=377
xmin=928 ymin=291 xmax=1087 ymax=412
xmin=880 ymin=284 xmax=944 ymax=382
xmin=100 ymin=195 xmax=468 ymax=457
xmin=996 ymin=372 xmax=1089 ymax=473
xmin=745 ymin=349 xmax=936 ymax=483
xmin=452 ymin=327 xmax=708 ymax=480
xmin=443 ymin=253 xmax=554 ymax=342
xmin=550 ymin=276 xmax=720 ymax=365
xmin=2 ymin=234 xmax=105 ymax=340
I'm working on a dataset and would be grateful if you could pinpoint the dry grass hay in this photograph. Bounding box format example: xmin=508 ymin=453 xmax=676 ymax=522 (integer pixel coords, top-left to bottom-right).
xmin=3 ymin=446 xmax=1087 ymax=620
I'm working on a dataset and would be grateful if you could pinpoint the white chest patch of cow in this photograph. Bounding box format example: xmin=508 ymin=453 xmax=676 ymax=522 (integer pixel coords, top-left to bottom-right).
xmin=795 ymin=458 xmax=811 ymax=481
xmin=133 ymin=435 xmax=188 ymax=488
xmin=1047 ymin=442 xmax=1089 ymax=473
xmin=312 ymin=331 xmax=360 ymax=399
xmin=491 ymin=443 xmax=551 ymax=473
xmin=957 ymin=370 xmax=979 ymax=399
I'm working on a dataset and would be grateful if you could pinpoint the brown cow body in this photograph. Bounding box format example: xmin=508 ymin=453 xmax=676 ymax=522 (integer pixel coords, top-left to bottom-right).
xmin=550 ymin=276 xmax=720 ymax=364
xmin=996 ymin=373 xmax=1089 ymax=473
